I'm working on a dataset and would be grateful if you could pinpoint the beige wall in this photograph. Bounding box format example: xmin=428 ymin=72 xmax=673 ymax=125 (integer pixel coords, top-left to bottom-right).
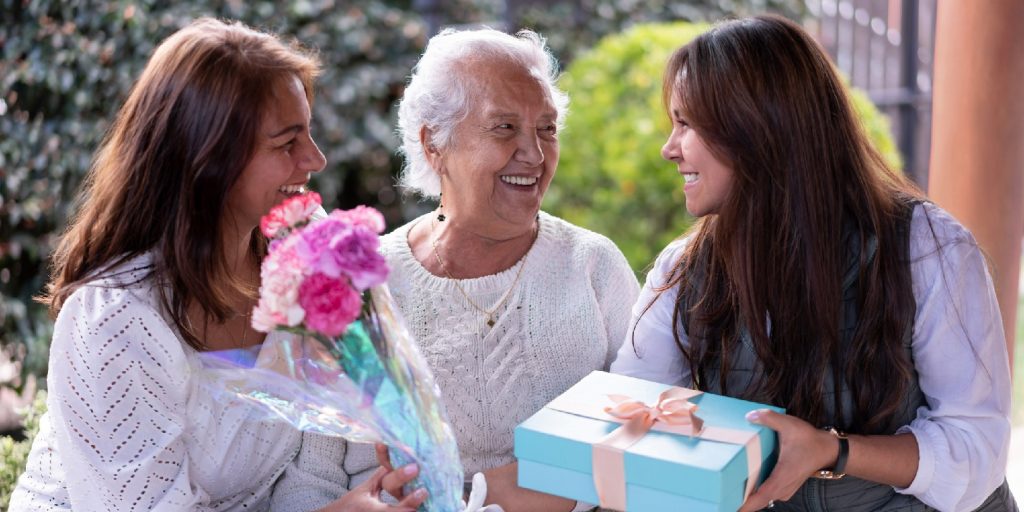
xmin=929 ymin=1 xmax=1024 ymax=370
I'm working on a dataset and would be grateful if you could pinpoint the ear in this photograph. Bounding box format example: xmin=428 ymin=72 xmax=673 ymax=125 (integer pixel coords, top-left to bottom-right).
xmin=420 ymin=125 xmax=444 ymax=176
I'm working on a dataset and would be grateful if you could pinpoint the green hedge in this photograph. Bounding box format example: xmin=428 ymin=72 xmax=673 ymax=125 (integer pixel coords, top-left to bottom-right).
xmin=0 ymin=391 xmax=46 ymax=509
xmin=547 ymin=21 xmax=903 ymax=272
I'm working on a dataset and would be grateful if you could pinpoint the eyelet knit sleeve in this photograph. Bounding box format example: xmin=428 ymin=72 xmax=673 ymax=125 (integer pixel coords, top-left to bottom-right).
xmin=14 ymin=283 xmax=212 ymax=511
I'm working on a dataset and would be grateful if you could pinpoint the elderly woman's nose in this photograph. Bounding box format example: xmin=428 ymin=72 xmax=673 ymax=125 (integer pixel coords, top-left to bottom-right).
xmin=514 ymin=131 xmax=545 ymax=166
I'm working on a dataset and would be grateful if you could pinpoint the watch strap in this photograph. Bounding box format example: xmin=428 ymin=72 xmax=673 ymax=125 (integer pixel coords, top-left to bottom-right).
xmin=812 ymin=427 xmax=848 ymax=480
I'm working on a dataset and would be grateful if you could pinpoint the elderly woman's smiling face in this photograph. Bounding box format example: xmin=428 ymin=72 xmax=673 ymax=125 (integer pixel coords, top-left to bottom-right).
xmin=432 ymin=58 xmax=559 ymax=236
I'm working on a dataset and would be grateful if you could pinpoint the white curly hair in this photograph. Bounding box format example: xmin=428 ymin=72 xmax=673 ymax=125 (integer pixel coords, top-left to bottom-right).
xmin=396 ymin=27 xmax=570 ymax=199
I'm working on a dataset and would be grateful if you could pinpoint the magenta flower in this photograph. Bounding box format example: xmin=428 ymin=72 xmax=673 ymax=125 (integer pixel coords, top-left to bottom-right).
xmin=329 ymin=206 xmax=386 ymax=234
xmin=295 ymin=219 xmax=389 ymax=291
xmin=325 ymin=226 xmax=389 ymax=290
xmin=298 ymin=273 xmax=362 ymax=337
xmin=294 ymin=217 xmax=344 ymax=274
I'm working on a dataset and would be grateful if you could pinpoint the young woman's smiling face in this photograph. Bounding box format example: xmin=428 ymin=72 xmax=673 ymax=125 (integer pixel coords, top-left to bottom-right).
xmin=661 ymin=95 xmax=735 ymax=217
xmin=226 ymin=74 xmax=327 ymax=231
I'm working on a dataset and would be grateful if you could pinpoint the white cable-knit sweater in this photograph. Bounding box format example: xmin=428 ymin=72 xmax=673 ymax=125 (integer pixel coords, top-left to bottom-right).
xmin=11 ymin=253 xmax=302 ymax=511
xmin=270 ymin=211 xmax=640 ymax=511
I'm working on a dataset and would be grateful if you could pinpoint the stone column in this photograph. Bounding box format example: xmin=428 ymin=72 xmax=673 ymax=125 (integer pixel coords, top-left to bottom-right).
xmin=929 ymin=1 xmax=1024 ymax=370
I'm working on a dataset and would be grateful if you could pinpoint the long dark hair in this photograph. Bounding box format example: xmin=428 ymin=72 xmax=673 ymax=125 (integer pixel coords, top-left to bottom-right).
xmin=42 ymin=18 xmax=320 ymax=350
xmin=661 ymin=15 xmax=922 ymax=433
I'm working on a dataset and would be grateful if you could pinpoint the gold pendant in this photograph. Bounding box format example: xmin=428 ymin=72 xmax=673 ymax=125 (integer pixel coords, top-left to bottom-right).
xmin=486 ymin=318 xmax=495 ymax=327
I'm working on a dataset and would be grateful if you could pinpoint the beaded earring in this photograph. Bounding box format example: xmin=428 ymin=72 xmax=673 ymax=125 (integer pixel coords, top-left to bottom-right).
xmin=437 ymin=192 xmax=446 ymax=222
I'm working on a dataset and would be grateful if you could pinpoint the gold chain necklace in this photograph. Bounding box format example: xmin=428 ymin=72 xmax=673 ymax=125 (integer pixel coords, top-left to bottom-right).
xmin=430 ymin=219 xmax=535 ymax=328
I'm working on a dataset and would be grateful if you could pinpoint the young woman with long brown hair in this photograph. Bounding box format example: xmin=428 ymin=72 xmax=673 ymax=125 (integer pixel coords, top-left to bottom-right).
xmin=11 ymin=18 xmax=425 ymax=511
xmin=612 ymin=15 xmax=1017 ymax=512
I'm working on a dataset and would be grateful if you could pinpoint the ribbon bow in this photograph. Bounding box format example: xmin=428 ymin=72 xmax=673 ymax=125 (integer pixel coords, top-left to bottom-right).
xmin=604 ymin=388 xmax=705 ymax=434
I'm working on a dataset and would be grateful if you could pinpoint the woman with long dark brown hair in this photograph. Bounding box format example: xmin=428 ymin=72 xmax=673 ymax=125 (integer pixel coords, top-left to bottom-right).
xmin=612 ymin=15 xmax=1017 ymax=512
xmin=11 ymin=18 xmax=425 ymax=511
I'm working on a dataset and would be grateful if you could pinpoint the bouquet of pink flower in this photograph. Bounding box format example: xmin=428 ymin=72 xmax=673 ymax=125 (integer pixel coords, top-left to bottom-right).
xmin=252 ymin=192 xmax=388 ymax=336
xmin=201 ymin=192 xmax=463 ymax=512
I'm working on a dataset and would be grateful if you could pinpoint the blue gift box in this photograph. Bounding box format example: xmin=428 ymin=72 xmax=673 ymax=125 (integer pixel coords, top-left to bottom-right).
xmin=514 ymin=371 xmax=784 ymax=512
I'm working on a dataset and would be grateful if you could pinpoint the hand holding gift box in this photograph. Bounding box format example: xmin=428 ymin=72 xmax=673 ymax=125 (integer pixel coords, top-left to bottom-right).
xmin=515 ymin=371 xmax=784 ymax=512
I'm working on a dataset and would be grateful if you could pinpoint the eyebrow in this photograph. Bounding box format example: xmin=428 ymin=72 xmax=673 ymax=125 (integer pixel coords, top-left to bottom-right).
xmin=485 ymin=111 xmax=558 ymax=121
xmin=267 ymin=124 xmax=303 ymax=139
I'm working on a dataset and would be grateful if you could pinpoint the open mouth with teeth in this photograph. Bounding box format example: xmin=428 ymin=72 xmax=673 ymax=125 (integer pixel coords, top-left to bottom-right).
xmin=683 ymin=173 xmax=700 ymax=184
xmin=279 ymin=184 xmax=307 ymax=196
xmin=499 ymin=175 xmax=539 ymax=187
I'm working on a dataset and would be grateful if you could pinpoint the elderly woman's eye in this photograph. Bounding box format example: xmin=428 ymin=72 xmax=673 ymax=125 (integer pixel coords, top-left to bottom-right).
xmin=496 ymin=123 xmax=515 ymax=130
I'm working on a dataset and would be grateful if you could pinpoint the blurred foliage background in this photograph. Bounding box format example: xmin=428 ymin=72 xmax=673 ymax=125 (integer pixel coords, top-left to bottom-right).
xmin=0 ymin=391 xmax=43 ymax=508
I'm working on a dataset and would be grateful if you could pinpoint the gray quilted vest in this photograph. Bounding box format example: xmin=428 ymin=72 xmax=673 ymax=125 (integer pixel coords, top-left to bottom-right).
xmin=683 ymin=202 xmax=1016 ymax=512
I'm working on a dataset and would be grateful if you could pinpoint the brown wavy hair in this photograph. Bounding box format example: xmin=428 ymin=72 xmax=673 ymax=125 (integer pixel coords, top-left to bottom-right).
xmin=41 ymin=18 xmax=320 ymax=350
xmin=660 ymin=15 xmax=922 ymax=433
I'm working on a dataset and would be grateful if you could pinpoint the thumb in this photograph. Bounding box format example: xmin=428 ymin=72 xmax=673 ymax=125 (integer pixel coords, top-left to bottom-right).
xmin=745 ymin=408 xmax=786 ymax=430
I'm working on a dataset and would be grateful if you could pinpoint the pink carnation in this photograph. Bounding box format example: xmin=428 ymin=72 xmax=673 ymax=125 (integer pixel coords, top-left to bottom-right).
xmin=295 ymin=219 xmax=389 ymax=291
xmin=251 ymin=239 xmax=307 ymax=332
xmin=298 ymin=273 xmax=362 ymax=337
xmin=260 ymin=208 xmax=288 ymax=239
xmin=261 ymin=192 xmax=322 ymax=238
xmin=329 ymin=206 xmax=386 ymax=234
xmin=294 ymin=217 xmax=345 ymax=268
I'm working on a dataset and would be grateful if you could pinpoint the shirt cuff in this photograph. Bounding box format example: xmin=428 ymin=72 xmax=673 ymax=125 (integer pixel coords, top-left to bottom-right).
xmin=892 ymin=424 xmax=934 ymax=496
xmin=571 ymin=501 xmax=596 ymax=512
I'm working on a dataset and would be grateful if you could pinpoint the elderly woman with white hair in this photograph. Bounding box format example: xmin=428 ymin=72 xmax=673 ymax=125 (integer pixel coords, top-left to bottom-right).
xmin=270 ymin=27 xmax=639 ymax=512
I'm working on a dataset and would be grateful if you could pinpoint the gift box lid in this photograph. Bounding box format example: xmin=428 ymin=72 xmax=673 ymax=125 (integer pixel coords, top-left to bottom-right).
xmin=514 ymin=371 xmax=784 ymax=505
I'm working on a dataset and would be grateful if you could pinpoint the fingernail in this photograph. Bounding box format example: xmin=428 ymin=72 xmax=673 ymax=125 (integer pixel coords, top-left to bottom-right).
xmin=403 ymin=464 xmax=418 ymax=476
xmin=414 ymin=488 xmax=428 ymax=499
xmin=745 ymin=409 xmax=763 ymax=422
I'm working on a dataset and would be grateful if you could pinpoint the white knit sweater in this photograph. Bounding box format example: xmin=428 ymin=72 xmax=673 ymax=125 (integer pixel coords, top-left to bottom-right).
xmin=270 ymin=211 xmax=640 ymax=510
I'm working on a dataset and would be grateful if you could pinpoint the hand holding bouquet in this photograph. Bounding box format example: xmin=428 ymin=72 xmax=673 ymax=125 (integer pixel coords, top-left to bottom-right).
xmin=201 ymin=192 xmax=463 ymax=511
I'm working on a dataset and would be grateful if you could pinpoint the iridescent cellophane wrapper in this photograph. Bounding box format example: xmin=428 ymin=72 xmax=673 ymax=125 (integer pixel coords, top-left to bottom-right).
xmin=199 ymin=194 xmax=463 ymax=512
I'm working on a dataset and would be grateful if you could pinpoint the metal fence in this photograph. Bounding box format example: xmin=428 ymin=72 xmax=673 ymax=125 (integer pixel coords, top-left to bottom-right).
xmin=804 ymin=0 xmax=938 ymax=187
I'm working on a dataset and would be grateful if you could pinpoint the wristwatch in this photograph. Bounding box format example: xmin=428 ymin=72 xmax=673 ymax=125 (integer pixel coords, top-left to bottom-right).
xmin=812 ymin=427 xmax=848 ymax=479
